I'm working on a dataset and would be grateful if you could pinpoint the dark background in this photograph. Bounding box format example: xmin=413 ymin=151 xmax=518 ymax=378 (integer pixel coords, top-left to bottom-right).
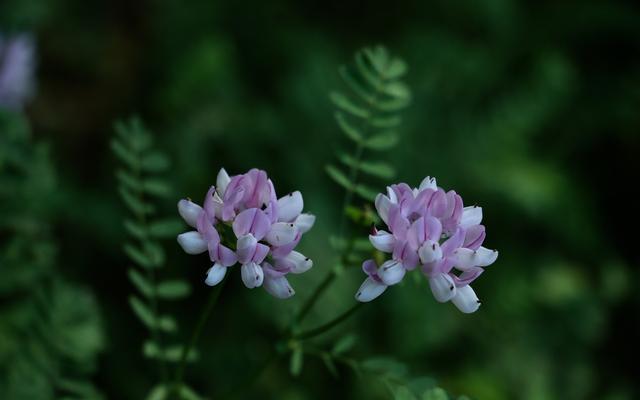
xmin=1 ymin=0 xmax=639 ymax=399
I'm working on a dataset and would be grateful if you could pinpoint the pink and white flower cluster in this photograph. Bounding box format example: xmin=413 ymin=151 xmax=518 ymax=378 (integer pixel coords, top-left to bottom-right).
xmin=177 ymin=168 xmax=315 ymax=299
xmin=355 ymin=176 xmax=498 ymax=313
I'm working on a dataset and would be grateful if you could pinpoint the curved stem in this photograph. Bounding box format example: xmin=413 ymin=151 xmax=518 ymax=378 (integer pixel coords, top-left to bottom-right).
xmin=293 ymin=302 xmax=364 ymax=341
xmin=173 ymin=278 xmax=227 ymax=393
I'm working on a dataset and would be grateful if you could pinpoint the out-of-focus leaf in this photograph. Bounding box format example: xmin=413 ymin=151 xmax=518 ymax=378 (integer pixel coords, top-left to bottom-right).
xmin=326 ymin=164 xmax=353 ymax=190
xmin=330 ymin=92 xmax=370 ymax=118
xmin=364 ymin=132 xmax=399 ymax=150
xmin=332 ymin=334 xmax=356 ymax=355
xmin=157 ymin=280 xmax=191 ymax=299
xmin=290 ymin=347 xmax=304 ymax=377
xmin=128 ymin=269 xmax=153 ymax=298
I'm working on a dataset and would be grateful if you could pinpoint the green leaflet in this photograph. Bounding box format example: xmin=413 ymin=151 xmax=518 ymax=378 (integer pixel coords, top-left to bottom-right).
xmin=330 ymin=92 xmax=370 ymax=119
xmin=156 ymin=280 xmax=191 ymax=299
xmin=335 ymin=111 xmax=364 ymax=143
xmin=325 ymin=164 xmax=353 ymax=190
xmin=338 ymin=152 xmax=395 ymax=179
xmin=148 ymin=218 xmax=183 ymax=238
xmin=129 ymin=295 xmax=155 ymax=328
xmin=128 ymin=269 xmax=153 ymax=298
xmin=141 ymin=152 xmax=170 ymax=172
xmin=331 ymin=334 xmax=357 ymax=355
xmin=290 ymin=347 xmax=304 ymax=377
xmin=365 ymin=131 xmax=399 ymax=150
xmin=143 ymin=341 xmax=199 ymax=363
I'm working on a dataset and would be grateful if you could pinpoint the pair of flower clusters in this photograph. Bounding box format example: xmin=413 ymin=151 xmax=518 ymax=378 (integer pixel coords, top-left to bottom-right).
xmin=177 ymin=168 xmax=315 ymax=299
xmin=356 ymin=177 xmax=498 ymax=313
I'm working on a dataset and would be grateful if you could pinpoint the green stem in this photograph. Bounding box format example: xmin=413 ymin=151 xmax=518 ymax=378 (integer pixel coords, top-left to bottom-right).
xmin=173 ymin=277 xmax=227 ymax=393
xmin=293 ymin=302 xmax=364 ymax=341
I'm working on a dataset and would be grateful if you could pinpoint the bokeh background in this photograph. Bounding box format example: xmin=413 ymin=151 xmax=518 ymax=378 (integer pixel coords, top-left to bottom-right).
xmin=1 ymin=0 xmax=639 ymax=399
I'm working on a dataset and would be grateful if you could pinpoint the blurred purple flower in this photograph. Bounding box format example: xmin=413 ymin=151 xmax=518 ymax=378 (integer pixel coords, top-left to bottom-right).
xmin=356 ymin=176 xmax=498 ymax=313
xmin=0 ymin=33 xmax=35 ymax=111
xmin=177 ymin=168 xmax=315 ymax=299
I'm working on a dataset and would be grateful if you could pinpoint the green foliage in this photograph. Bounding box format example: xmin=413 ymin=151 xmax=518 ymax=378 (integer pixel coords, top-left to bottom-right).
xmin=0 ymin=112 xmax=104 ymax=399
xmin=112 ymin=117 xmax=193 ymax=380
xmin=326 ymin=45 xmax=411 ymax=204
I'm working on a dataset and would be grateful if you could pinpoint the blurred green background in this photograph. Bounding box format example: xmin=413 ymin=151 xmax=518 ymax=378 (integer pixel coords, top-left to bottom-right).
xmin=1 ymin=0 xmax=639 ymax=399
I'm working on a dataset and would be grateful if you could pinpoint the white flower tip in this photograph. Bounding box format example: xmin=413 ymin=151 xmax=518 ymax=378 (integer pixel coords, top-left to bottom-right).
xmin=177 ymin=231 xmax=208 ymax=254
xmin=375 ymin=193 xmax=391 ymax=224
xmin=264 ymin=276 xmax=295 ymax=299
xmin=294 ymin=213 xmax=315 ymax=234
xmin=286 ymin=251 xmax=313 ymax=274
xmin=277 ymin=191 xmax=304 ymax=222
xmin=216 ymin=168 xmax=231 ymax=196
xmin=369 ymin=231 xmax=394 ymax=253
xmin=205 ymin=263 xmax=226 ymax=286
xmin=265 ymin=222 xmax=298 ymax=246
xmin=461 ymin=206 xmax=483 ymax=228
xmin=419 ymin=176 xmax=437 ymax=191
xmin=378 ymin=260 xmax=406 ymax=286
xmin=451 ymin=285 xmax=481 ymax=313
xmin=178 ymin=199 xmax=203 ymax=228
xmin=241 ymin=262 xmax=264 ymax=289
xmin=355 ymin=277 xmax=387 ymax=302
xmin=429 ymin=273 xmax=456 ymax=303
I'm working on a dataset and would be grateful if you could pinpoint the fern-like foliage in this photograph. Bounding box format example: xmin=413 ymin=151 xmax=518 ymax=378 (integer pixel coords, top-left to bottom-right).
xmin=325 ymin=46 xmax=411 ymax=268
xmin=0 ymin=111 xmax=105 ymax=400
xmin=326 ymin=45 xmax=411 ymax=204
xmin=303 ymin=338 xmax=468 ymax=400
xmin=111 ymin=117 xmax=195 ymax=381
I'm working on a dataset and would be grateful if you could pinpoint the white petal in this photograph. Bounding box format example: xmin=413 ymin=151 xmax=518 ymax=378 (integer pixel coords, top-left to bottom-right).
xmin=419 ymin=176 xmax=437 ymax=191
xmin=386 ymin=186 xmax=398 ymax=204
xmin=460 ymin=206 xmax=482 ymax=228
xmin=355 ymin=277 xmax=387 ymax=302
xmin=284 ymin=251 xmax=313 ymax=274
xmin=277 ymin=191 xmax=304 ymax=222
xmin=369 ymin=230 xmax=395 ymax=253
xmin=241 ymin=262 xmax=264 ymax=288
xmin=204 ymin=263 xmax=226 ymax=286
xmin=375 ymin=193 xmax=392 ymax=225
xmin=177 ymin=231 xmax=208 ymax=254
xmin=452 ymin=247 xmax=498 ymax=269
xmin=475 ymin=246 xmax=498 ymax=266
xmin=429 ymin=273 xmax=456 ymax=302
xmin=265 ymin=222 xmax=297 ymax=246
xmin=378 ymin=260 xmax=406 ymax=285
xmin=178 ymin=199 xmax=203 ymax=228
xmin=418 ymin=240 xmax=443 ymax=264
xmin=294 ymin=213 xmax=315 ymax=234
xmin=263 ymin=275 xmax=295 ymax=299
xmin=216 ymin=168 xmax=231 ymax=197
xmin=451 ymin=285 xmax=481 ymax=313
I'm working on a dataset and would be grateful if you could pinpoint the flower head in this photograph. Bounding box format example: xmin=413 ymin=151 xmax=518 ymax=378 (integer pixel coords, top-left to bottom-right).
xmin=0 ymin=33 xmax=35 ymax=111
xmin=177 ymin=168 xmax=315 ymax=299
xmin=356 ymin=176 xmax=498 ymax=313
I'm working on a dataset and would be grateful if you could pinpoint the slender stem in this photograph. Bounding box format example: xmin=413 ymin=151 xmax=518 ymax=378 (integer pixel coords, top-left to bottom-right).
xmin=173 ymin=278 xmax=227 ymax=392
xmin=293 ymin=302 xmax=364 ymax=341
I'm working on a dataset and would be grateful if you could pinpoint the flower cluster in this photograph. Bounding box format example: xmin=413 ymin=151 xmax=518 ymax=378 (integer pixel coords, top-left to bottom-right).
xmin=177 ymin=168 xmax=315 ymax=299
xmin=0 ymin=33 xmax=35 ymax=111
xmin=355 ymin=177 xmax=498 ymax=313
